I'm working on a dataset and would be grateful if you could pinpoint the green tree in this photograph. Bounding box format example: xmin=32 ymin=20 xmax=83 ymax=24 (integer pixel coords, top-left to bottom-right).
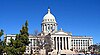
xmin=0 ymin=29 xmax=4 ymax=55
xmin=0 ymin=29 xmax=3 ymax=37
xmin=5 ymin=20 xmax=30 ymax=55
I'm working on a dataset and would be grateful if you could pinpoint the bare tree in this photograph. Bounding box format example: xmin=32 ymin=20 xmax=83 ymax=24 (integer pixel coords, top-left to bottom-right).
xmin=43 ymin=33 xmax=53 ymax=55
xmin=33 ymin=29 xmax=53 ymax=55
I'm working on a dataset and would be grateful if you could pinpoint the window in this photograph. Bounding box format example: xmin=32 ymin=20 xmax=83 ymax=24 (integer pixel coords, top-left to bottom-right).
xmin=50 ymin=19 xmax=52 ymax=21
xmin=27 ymin=47 xmax=29 ymax=50
xmin=53 ymin=19 xmax=54 ymax=21
xmin=54 ymin=24 xmax=55 ymax=26
xmin=28 ymin=51 xmax=29 ymax=52
xmin=76 ymin=40 xmax=78 ymax=44
xmin=30 ymin=39 xmax=32 ymax=41
xmin=48 ymin=27 xmax=50 ymax=30
xmin=45 ymin=19 xmax=47 ymax=21
xmin=74 ymin=42 xmax=75 ymax=44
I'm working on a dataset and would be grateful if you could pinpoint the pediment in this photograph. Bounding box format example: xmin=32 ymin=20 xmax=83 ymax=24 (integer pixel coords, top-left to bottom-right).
xmin=52 ymin=31 xmax=69 ymax=35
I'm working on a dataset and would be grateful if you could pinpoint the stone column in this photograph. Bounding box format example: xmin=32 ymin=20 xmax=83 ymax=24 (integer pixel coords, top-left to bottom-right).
xmin=84 ymin=40 xmax=86 ymax=51
xmin=50 ymin=24 xmax=52 ymax=32
xmin=68 ymin=37 xmax=70 ymax=50
xmin=56 ymin=37 xmax=58 ymax=50
xmin=32 ymin=39 xmax=33 ymax=46
xmin=62 ymin=37 xmax=64 ymax=50
xmin=77 ymin=40 xmax=79 ymax=50
xmin=50 ymin=24 xmax=51 ymax=32
xmin=52 ymin=37 xmax=55 ymax=49
xmin=35 ymin=39 xmax=36 ymax=46
xmin=43 ymin=24 xmax=45 ymax=31
xmin=52 ymin=24 xmax=53 ymax=30
xmin=45 ymin=24 xmax=47 ymax=32
xmin=72 ymin=40 xmax=74 ymax=50
xmin=86 ymin=40 xmax=87 ymax=50
xmin=43 ymin=24 xmax=44 ymax=32
xmin=47 ymin=24 xmax=48 ymax=32
xmin=59 ymin=37 xmax=60 ymax=50
xmin=65 ymin=37 xmax=67 ymax=50
xmin=46 ymin=24 xmax=48 ymax=32
xmin=53 ymin=24 xmax=55 ymax=31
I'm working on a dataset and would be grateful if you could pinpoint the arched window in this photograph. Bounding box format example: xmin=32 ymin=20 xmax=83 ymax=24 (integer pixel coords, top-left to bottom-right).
xmin=50 ymin=19 xmax=52 ymax=21
xmin=45 ymin=19 xmax=47 ymax=21
xmin=51 ymin=27 xmax=53 ymax=30
xmin=48 ymin=26 xmax=50 ymax=30
xmin=53 ymin=19 xmax=54 ymax=21
xmin=54 ymin=24 xmax=55 ymax=26
xmin=45 ymin=24 xmax=46 ymax=26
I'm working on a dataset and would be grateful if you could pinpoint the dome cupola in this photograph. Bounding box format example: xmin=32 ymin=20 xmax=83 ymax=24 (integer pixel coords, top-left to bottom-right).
xmin=42 ymin=8 xmax=56 ymax=23
xmin=41 ymin=8 xmax=57 ymax=35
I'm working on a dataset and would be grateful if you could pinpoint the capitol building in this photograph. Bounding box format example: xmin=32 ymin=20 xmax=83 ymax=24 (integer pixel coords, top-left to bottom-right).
xmin=5 ymin=8 xmax=93 ymax=55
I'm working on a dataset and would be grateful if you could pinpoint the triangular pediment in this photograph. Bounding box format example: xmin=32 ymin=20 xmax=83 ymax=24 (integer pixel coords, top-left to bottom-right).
xmin=52 ymin=31 xmax=69 ymax=35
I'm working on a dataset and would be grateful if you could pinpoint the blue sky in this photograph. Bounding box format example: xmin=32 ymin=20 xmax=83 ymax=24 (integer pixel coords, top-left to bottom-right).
xmin=0 ymin=0 xmax=100 ymax=44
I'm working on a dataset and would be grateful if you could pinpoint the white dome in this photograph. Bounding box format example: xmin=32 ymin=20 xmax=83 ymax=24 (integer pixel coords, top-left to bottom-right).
xmin=42 ymin=8 xmax=56 ymax=23
xmin=43 ymin=13 xmax=55 ymax=20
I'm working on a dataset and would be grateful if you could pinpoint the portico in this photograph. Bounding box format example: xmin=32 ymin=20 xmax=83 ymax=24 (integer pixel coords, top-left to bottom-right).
xmin=51 ymin=29 xmax=72 ymax=54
